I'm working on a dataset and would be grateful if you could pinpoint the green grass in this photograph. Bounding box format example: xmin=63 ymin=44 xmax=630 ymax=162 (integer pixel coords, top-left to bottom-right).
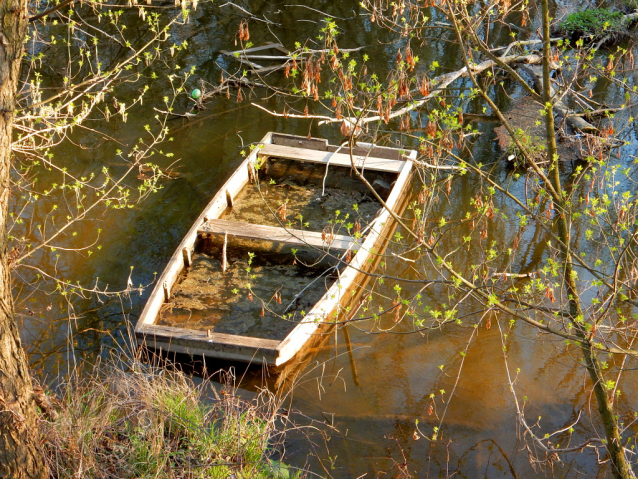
xmin=557 ymin=9 xmax=630 ymax=40
xmin=38 ymin=360 xmax=300 ymax=478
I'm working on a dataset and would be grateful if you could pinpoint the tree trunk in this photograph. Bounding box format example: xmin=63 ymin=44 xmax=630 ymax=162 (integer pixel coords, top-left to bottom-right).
xmin=541 ymin=1 xmax=633 ymax=477
xmin=0 ymin=0 xmax=48 ymax=476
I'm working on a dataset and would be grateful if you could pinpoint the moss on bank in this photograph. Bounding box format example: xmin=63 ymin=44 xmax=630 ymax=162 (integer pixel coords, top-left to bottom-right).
xmin=557 ymin=8 xmax=634 ymax=41
xmin=37 ymin=361 xmax=298 ymax=478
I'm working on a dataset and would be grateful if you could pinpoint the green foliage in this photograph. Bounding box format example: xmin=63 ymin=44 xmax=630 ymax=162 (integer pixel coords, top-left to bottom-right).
xmin=40 ymin=360 xmax=298 ymax=478
xmin=557 ymin=9 xmax=629 ymax=40
xmin=507 ymin=128 xmax=545 ymax=167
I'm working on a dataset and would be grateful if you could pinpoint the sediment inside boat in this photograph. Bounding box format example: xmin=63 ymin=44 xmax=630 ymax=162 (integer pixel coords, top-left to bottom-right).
xmin=220 ymin=158 xmax=394 ymax=231
xmin=157 ymin=245 xmax=339 ymax=341
xmin=156 ymin=157 xmax=396 ymax=342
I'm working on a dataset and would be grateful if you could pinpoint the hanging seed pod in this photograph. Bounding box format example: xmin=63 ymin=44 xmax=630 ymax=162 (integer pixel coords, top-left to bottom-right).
xmin=418 ymin=188 xmax=427 ymax=204
xmin=425 ymin=120 xmax=437 ymax=138
xmin=322 ymin=225 xmax=335 ymax=244
xmin=394 ymin=301 xmax=401 ymax=322
xmin=420 ymin=76 xmax=430 ymax=97
xmin=405 ymin=45 xmax=415 ymax=71
xmin=277 ymin=202 xmax=287 ymax=221
xmin=284 ymin=63 xmax=291 ymax=78
xmin=304 ymin=105 xmax=309 ymax=117
xmin=417 ymin=226 xmax=425 ymax=244
xmin=261 ymin=305 xmax=265 ymax=316
xmin=241 ymin=19 xmax=250 ymax=41
xmin=247 ymin=292 xmax=253 ymax=302
xmin=398 ymin=77 xmax=409 ymax=98
xmin=341 ymin=120 xmax=350 ymax=137
xmin=236 ymin=88 xmax=243 ymax=102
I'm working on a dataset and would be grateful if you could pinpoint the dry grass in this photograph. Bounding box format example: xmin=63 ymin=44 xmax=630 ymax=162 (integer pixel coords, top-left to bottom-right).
xmin=38 ymin=358 xmax=297 ymax=478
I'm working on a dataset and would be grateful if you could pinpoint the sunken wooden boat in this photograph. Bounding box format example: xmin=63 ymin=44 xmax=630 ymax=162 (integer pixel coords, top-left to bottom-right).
xmin=135 ymin=132 xmax=416 ymax=366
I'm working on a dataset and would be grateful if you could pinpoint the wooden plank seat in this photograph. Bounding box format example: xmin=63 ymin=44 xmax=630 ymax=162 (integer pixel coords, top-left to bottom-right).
xmin=198 ymin=218 xmax=354 ymax=251
xmin=258 ymin=144 xmax=406 ymax=173
xmin=136 ymin=324 xmax=281 ymax=364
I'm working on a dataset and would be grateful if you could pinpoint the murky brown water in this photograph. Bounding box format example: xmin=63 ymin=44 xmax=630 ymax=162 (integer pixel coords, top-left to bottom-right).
xmin=15 ymin=0 xmax=638 ymax=477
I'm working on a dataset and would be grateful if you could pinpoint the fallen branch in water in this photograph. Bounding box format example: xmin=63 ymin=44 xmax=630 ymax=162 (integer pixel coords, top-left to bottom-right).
xmin=317 ymin=53 xmax=545 ymax=128
xmin=153 ymin=108 xmax=196 ymax=119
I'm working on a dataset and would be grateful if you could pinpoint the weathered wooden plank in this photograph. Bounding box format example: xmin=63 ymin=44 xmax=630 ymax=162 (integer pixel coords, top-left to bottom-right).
xmin=258 ymin=144 xmax=406 ymax=173
xmin=252 ymin=64 xmax=288 ymax=74
xmin=135 ymin=132 xmax=274 ymax=329
xmin=271 ymin=133 xmax=328 ymax=150
xmin=136 ymin=324 xmax=280 ymax=364
xmin=240 ymin=55 xmax=290 ymax=61
xmin=220 ymin=42 xmax=286 ymax=55
xmin=136 ymin=132 xmax=418 ymax=370
xmin=199 ymin=218 xmax=354 ymax=252
xmin=275 ymin=149 xmax=416 ymax=366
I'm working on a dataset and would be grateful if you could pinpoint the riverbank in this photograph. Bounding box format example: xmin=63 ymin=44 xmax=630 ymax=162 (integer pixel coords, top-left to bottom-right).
xmin=36 ymin=356 xmax=297 ymax=478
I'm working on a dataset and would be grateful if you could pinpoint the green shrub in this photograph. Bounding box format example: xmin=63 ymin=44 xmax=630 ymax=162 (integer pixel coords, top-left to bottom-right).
xmin=557 ymin=9 xmax=630 ymax=40
xmin=39 ymin=360 xmax=300 ymax=478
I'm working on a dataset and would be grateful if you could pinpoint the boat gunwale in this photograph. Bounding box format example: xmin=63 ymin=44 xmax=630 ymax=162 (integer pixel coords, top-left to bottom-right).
xmin=135 ymin=131 xmax=415 ymax=367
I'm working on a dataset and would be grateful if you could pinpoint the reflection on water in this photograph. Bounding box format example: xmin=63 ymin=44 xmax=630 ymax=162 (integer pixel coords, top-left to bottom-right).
xmin=15 ymin=1 xmax=638 ymax=477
